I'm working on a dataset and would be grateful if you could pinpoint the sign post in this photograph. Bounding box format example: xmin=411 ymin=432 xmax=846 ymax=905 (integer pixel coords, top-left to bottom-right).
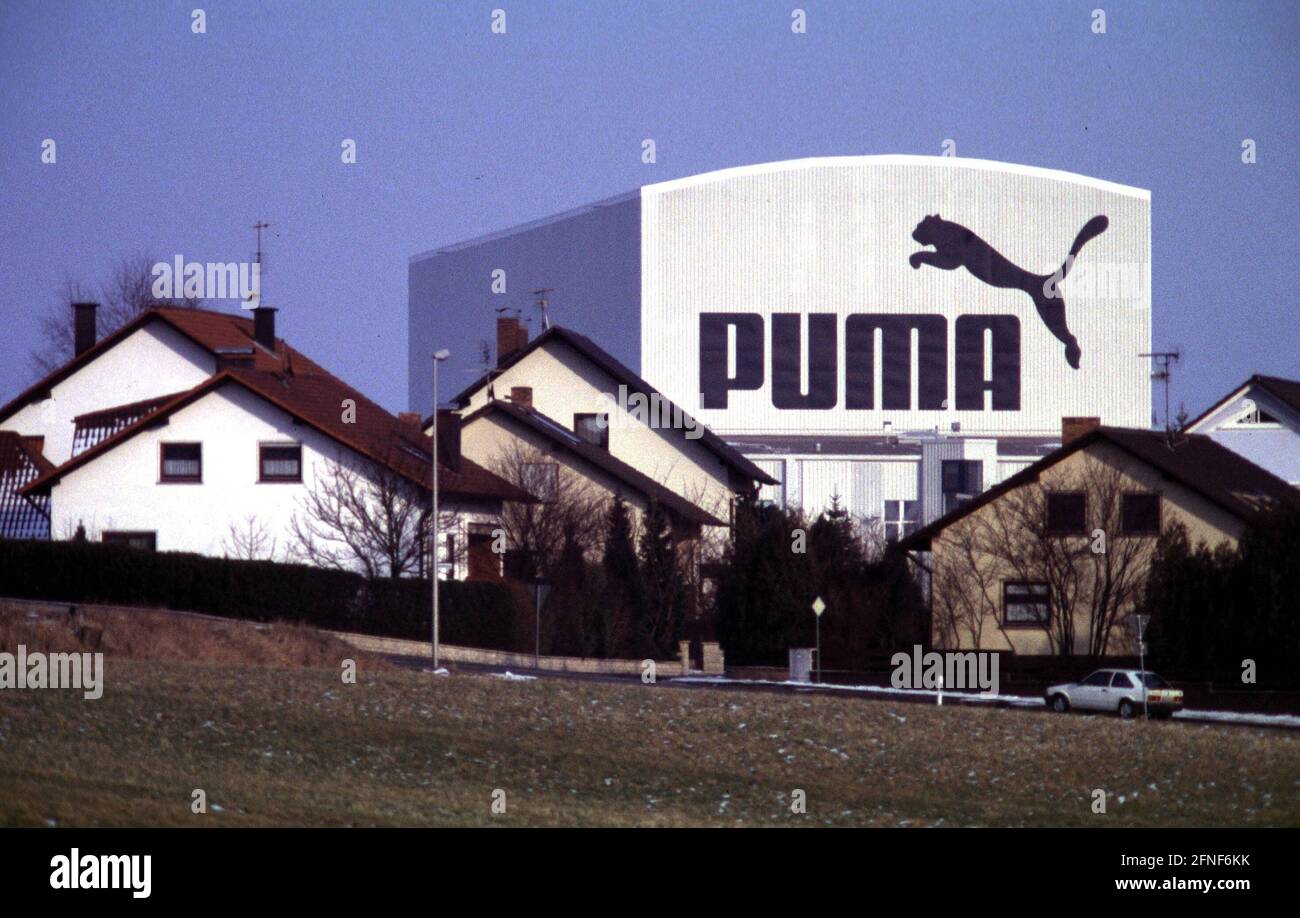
xmin=431 ymin=349 xmax=450 ymax=669
xmin=811 ymin=596 xmax=825 ymax=684
xmin=1133 ymin=613 xmax=1151 ymax=720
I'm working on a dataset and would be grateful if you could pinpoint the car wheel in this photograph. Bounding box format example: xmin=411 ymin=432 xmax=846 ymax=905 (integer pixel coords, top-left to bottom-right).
xmin=1118 ymin=699 xmax=1136 ymax=719
xmin=1050 ymin=694 xmax=1070 ymax=714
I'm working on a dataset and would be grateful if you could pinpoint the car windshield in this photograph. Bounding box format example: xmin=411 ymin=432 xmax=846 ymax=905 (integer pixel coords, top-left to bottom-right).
xmin=1139 ymin=673 xmax=1169 ymax=688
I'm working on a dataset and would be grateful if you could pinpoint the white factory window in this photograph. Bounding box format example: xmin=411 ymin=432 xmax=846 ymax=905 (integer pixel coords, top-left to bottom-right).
xmin=883 ymin=500 xmax=919 ymax=542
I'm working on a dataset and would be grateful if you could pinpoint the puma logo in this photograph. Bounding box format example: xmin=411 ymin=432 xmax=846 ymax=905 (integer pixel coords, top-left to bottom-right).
xmin=909 ymin=214 xmax=1109 ymax=369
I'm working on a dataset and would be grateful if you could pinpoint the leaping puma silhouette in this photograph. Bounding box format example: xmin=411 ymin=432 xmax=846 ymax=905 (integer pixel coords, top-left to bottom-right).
xmin=909 ymin=214 xmax=1109 ymax=369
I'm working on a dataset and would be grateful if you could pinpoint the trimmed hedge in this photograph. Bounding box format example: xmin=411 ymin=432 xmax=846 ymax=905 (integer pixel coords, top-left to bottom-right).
xmin=0 ymin=538 xmax=530 ymax=651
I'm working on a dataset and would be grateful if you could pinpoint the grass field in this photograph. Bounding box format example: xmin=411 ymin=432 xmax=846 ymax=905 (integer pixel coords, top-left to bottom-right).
xmin=2 ymin=657 xmax=1298 ymax=827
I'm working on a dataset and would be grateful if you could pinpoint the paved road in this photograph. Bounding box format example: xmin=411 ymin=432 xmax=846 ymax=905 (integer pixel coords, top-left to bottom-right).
xmin=382 ymin=652 xmax=1300 ymax=732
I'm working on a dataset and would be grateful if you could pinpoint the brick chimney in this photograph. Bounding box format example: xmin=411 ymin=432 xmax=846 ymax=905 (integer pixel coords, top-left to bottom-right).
xmin=72 ymin=302 xmax=98 ymax=356
xmin=509 ymin=386 xmax=533 ymax=410
xmin=397 ymin=412 xmax=422 ymax=431
xmin=1062 ymin=417 xmax=1101 ymax=444
xmin=496 ymin=316 xmax=528 ymax=366
xmin=252 ymin=306 xmax=277 ymax=352
xmin=435 ymin=410 xmax=461 ymax=471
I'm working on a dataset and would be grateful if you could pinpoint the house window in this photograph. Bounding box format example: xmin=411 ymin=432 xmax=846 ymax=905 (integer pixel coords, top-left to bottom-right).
xmin=941 ymin=460 xmax=982 ymax=514
xmin=436 ymin=533 xmax=457 ymax=580
xmin=160 ymin=443 xmax=202 ymax=482
xmin=1121 ymin=493 xmax=1161 ymax=535
xmin=1004 ymin=582 xmax=1050 ymax=627
xmin=522 ymin=462 xmax=559 ymax=503
xmin=1046 ymin=492 xmax=1087 ymax=534
xmin=102 ymin=531 xmax=157 ymax=552
xmin=574 ymin=413 xmax=609 ymax=450
xmin=883 ymin=499 xmax=919 ymax=542
xmin=259 ymin=443 xmax=303 ymax=482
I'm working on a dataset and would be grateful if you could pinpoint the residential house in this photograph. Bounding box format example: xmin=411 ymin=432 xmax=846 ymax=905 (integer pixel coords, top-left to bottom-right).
xmin=447 ymin=316 xmax=777 ymax=537
xmin=1184 ymin=374 xmax=1300 ymax=486
xmin=1 ymin=304 xmax=530 ymax=579
xmin=898 ymin=421 xmax=1298 ymax=656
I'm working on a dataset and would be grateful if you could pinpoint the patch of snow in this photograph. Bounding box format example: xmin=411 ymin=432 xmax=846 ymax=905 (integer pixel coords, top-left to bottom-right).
xmin=670 ymin=676 xmax=1300 ymax=728
xmin=1173 ymin=709 xmax=1300 ymax=729
xmin=495 ymin=671 xmax=537 ymax=682
xmin=671 ymin=674 xmax=1038 ymax=706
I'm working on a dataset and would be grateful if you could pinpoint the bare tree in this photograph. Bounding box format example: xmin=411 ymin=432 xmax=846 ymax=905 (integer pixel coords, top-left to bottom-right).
xmin=930 ymin=520 xmax=1014 ymax=651
xmin=288 ymin=452 xmax=445 ymax=580
xmin=222 ymin=515 xmax=278 ymax=561
xmin=34 ymin=253 xmax=204 ymax=377
xmin=933 ymin=458 xmax=1156 ymax=656
xmin=489 ymin=441 xmax=607 ymax=578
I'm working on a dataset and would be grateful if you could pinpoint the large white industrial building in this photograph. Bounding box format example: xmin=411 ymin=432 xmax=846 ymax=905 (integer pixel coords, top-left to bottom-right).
xmin=410 ymin=156 xmax=1153 ymax=536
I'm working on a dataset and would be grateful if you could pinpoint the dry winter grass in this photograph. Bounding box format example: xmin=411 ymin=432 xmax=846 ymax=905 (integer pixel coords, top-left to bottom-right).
xmin=1 ymin=657 xmax=1298 ymax=827
xmin=0 ymin=600 xmax=392 ymax=671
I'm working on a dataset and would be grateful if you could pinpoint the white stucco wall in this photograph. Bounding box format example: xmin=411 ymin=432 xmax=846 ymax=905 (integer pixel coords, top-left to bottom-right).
xmin=1187 ymin=387 xmax=1300 ymax=486
xmin=461 ymin=338 xmax=737 ymax=522
xmin=46 ymin=381 xmax=490 ymax=576
xmin=4 ymin=321 xmax=215 ymax=464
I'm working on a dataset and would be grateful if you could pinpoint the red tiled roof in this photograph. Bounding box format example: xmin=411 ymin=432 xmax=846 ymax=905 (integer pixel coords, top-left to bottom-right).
xmin=16 ymin=307 xmax=532 ymax=504
xmin=0 ymin=431 xmax=53 ymax=477
xmin=0 ymin=431 xmax=52 ymax=538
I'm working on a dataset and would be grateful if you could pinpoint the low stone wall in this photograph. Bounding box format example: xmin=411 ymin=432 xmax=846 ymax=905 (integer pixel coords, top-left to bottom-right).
xmin=329 ymin=630 xmax=722 ymax=679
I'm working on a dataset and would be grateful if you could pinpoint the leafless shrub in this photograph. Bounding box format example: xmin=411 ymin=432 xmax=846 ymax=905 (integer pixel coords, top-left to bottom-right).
xmin=222 ymin=515 xmax=278 ymax=561
xmin=33 ymin=253 xmax=205 ymax=377
xmin=289 ymin=452 xmax=438 ymax=580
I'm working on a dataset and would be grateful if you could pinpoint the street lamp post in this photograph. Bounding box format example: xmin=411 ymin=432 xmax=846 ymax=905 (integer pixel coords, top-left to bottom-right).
xmin=431 ymin=349 xmax=450 ymax=668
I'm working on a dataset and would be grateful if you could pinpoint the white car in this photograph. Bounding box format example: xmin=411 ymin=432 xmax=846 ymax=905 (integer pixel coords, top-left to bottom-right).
xmin=1045 ymin=669 xmax=1184 ymax=719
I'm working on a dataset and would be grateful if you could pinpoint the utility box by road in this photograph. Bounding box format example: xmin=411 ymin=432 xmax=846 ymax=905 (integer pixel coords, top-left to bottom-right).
xmin=789 ymin=648 xmax=815 ymax=683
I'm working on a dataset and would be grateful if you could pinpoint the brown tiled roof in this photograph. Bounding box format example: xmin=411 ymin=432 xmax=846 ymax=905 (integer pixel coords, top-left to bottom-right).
xmin=16 ymin=308 xmax=531 ymax=505
xmin=0 ymin=433 xmax=54 ymax=476
xmin=72 ymin=391 xmax=187 ymax=455
xmin=462 ymin=399 xmax=727 ymax=528
xmin=0 ymin=431 xmax=52 ymax=538
xmin=899 ymin=427 xmax=1300 ymax=551
xmin=1252 ymin=375 xmax=1300 ymax=415
xmin=450 ymin=326 xmax=778 ymax=487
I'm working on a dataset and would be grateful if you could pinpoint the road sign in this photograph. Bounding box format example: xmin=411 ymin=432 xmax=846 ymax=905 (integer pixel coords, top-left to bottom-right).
xmin=811 ymin=597 xmax=825 ymax=684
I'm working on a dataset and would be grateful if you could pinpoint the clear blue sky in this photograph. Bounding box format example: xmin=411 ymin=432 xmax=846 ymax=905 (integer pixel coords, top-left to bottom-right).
xmin=1 ymin=0 xmax=1295 ymax=420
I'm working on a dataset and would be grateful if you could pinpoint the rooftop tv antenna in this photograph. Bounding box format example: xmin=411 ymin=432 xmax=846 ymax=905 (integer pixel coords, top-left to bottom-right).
xmin=1140 ymin=348 xmax=1182 ymax=443
xmin=532 ymin=287 xmax=555 ymax=330
xmin=249 ymin=220 xmax=271 ymax=307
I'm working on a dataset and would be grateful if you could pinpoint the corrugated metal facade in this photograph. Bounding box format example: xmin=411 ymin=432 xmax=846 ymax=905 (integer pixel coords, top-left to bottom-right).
xmin=410 ymin=156 xmax=1153 ymax=528
xmin=641 ymin=156 xmax=1151 ymax=438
